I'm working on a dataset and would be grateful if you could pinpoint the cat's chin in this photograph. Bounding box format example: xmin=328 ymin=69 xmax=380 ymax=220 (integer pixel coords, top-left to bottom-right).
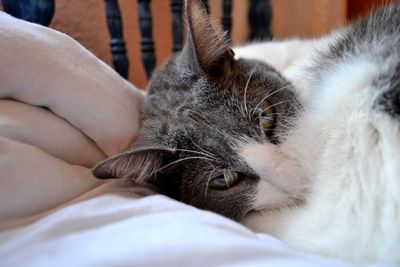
xmin=248 ymin=197 xmax=302 ymax=216
xmin=242 ymin=199 xmax=304 ymax=236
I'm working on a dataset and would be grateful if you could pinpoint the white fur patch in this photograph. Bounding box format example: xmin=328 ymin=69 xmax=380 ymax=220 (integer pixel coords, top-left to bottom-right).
xmin=234 ymin=26 xmax=400 ymax=263
xmin=240 ymin=141 xmax=306 ymax=210
xmin=242 ymin=56 xmax=400 ymax=263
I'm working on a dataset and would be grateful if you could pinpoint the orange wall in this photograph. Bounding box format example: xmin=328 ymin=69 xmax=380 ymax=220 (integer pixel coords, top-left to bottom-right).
xmin=270 ymin=0 xmax=346 ymax=39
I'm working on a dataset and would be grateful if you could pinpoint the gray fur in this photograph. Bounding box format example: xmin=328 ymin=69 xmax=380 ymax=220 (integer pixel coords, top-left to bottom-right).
xmin=93 ymin=0 xmax=301 ymax=220
xmin=311 ymin=3 xmax=400 ymax=117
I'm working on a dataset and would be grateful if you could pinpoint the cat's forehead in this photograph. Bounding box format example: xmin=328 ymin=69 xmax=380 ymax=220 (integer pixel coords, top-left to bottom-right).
xmin=141 ymin=106 xmax=244 ymax=152
xmin=145 ymin=58 xmax=288 ymax=113
xmin=140 ymin=56 xmax=294 ymax=148
xmin=141 ymin=91 xmax=261 ymax=148
xmin=150 ymin=55 xmax=283 ymax=92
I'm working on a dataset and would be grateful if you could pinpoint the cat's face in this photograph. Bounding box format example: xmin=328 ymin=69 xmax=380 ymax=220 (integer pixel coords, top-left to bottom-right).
xmin=93 ymin=0 xmax=304 ymax=221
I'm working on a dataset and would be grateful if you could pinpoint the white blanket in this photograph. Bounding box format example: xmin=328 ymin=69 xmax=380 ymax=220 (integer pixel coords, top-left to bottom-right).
xmin=1 ymin=184 xmax=361 ymax=267
xmin=0 ymin=12 xmax=389 ymax=267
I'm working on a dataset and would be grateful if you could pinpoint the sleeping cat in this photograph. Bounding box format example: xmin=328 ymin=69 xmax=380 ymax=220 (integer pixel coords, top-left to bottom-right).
xmin=93 ymin=0 xmax=400 ymax=264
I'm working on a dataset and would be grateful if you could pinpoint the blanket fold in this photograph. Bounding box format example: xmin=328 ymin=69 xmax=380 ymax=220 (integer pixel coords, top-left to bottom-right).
xmin=0 ymin=100 xmax=106 ymax=167
xmin=0 ymin=11 xmax=143 ymax=224
xmin=0 ymin=11 xmax=143 ymax=157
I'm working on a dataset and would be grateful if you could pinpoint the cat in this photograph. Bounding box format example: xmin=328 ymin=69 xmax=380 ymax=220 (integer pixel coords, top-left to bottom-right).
xmin=93 ymin=0 xmax=400 ymax=264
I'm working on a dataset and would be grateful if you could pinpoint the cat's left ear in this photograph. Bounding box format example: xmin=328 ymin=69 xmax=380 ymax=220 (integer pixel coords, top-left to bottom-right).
xmin=182 ymin=0 xmax=235 ymax=79
xmin=92 ymin=149 xmax=169 ymax=184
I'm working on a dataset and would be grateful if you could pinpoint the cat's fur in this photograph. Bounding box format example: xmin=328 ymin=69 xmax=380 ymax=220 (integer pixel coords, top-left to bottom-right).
xmin=93 ymin=1 xmax=400 ymax=264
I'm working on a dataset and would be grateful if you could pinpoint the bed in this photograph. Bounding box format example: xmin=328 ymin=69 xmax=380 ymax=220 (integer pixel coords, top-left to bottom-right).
xmin=0 ymin=2 xmax=391 ymax=267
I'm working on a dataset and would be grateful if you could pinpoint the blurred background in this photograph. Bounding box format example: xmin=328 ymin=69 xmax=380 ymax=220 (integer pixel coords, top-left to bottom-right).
xmin=0 ymin=0 xmax=386 ymax=88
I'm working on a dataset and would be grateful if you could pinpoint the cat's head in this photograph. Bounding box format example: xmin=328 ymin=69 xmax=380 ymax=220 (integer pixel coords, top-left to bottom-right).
xmin=93 ymin=0 xmax=304 ymax=221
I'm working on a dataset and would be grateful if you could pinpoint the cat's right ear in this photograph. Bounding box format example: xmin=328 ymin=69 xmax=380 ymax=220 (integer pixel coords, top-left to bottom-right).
xmin=180 ymin=0 xmax=234 ymax=79
xmin=92 ymin=149 xmax=167 ymax=184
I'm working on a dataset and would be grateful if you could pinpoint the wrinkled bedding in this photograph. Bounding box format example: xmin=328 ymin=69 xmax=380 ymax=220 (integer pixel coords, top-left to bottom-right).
xmin=0 ymin=11 xmax=390 ymax=267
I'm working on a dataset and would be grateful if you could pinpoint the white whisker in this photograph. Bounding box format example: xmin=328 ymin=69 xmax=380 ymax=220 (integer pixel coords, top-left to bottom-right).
xmin=204 ymin=166 xmax=221 ymax=197
xmin=251 ymin=84 xmax=292 ymax=117
xmin=190 ymin=138 xmax=218 ymax=159
xmin=239 ymin=104 xmax=247 ymax=121
xmin=243 ymin=65 xmax=258 ymax=120
xmin=157 ymin=156 xmax=214 ymax=173
xmin=171 ymin=148 xmax=218 ymax=160
xmin=252 ymin=112 xmax=285 ymax=123
xmin=127 ymin=145 xmax=217 ymax=161
xmin=267 ymin=99 xmax=290 ymax=110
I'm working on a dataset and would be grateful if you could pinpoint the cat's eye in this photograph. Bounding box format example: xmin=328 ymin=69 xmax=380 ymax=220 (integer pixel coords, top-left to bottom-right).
xmin=260 ymin=116 xmax=274 ymax=129
xmin=208 ymin=170 xmax=239 ymax=190
xmin=259 ymin=102 xmax=274 ymax=129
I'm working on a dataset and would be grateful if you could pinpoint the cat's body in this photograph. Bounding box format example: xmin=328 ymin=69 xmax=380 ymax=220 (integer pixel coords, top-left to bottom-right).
xmin=237 ymin=6 xmax=400 ymax=263
xmin=94 ymin=2 xmax=400 ymax=264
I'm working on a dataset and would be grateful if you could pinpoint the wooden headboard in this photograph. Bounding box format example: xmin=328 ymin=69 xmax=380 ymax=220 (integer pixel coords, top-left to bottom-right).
xmin=1 ymin=0 xmax=273 ymax=81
